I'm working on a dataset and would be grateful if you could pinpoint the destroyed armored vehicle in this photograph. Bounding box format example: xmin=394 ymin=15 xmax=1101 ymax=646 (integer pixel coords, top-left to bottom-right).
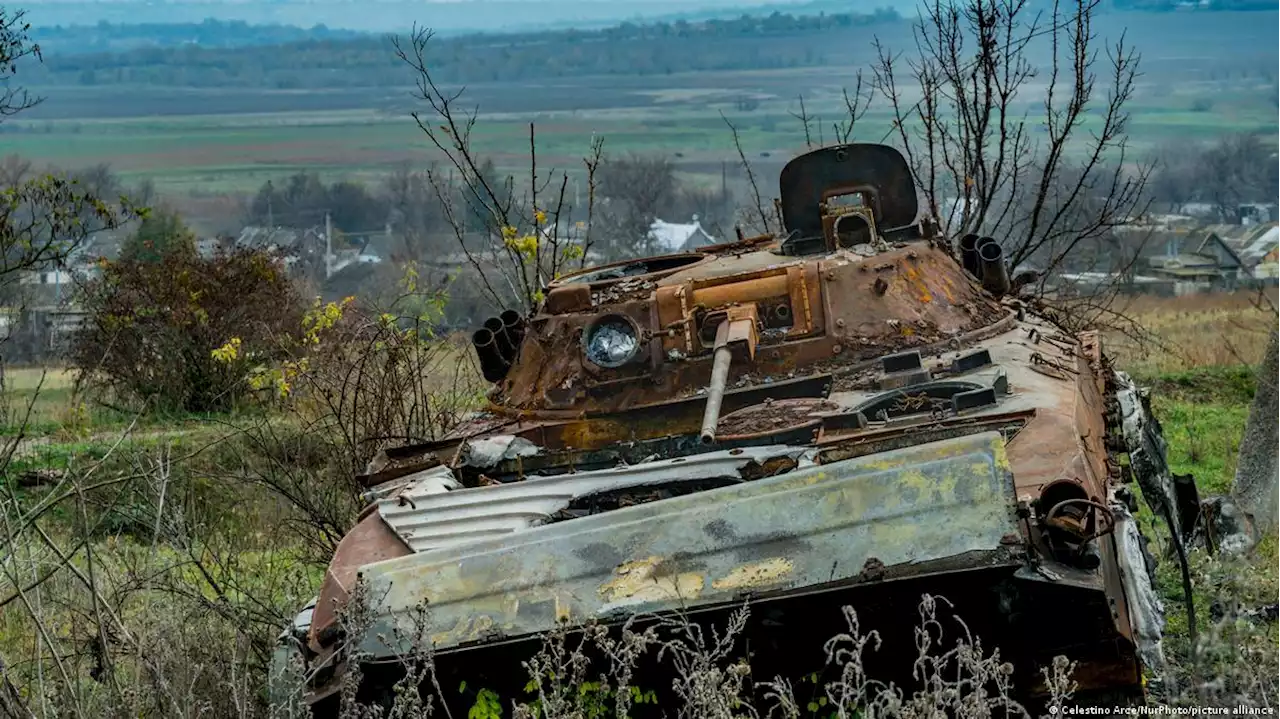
xmin=275 ymin=143 xmax=1191 ymax=714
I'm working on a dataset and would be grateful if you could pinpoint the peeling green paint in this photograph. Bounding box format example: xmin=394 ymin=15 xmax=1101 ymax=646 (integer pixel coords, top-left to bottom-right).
xmin=360 ymin=431 xmax=1019 ymax=659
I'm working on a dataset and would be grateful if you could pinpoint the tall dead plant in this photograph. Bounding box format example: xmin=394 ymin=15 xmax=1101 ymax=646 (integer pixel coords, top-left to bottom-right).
xmin=305 ymin=592 xmax=1081 ymax=719
xmin=392 ymin=27 xmax=603 ymax=315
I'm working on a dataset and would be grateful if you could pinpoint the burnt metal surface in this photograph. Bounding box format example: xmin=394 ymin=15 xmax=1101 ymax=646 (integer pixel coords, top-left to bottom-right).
xmin=280 ymin=143 xmax=1177 ymax=710
xmin=357 ymin=431 xmax=1018 ymax=659
xmin=307 ymin=510 xmax=414 ymax=655
xmin=718 ymin=397 xmax=839 ymax=436
xmin=494 ymin=243 xmax=1005 ymax=416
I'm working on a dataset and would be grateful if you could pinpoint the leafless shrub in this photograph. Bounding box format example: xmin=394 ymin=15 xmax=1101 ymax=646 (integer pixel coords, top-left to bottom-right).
xmin=324 ymin=580 xmax=452 ymax=719
xmin=392 ymin=27 xmax=601 ymax=314
xmin=755 ymin=595 xmax=1050 ymax=719
xmin=720 ymin=113 xmax=776 ymax=238
xmin=656 ymin=605 xmax=755 ymax=719
xmin=789 ymin=74 xmax=873 ymax=153
xmin=869 ymin=0 xmax=1150 ymax=279
xmin=516 ymin=621 xmax=612 ymax=719
xmin=0 ymin=438 xmax=314 ymax=719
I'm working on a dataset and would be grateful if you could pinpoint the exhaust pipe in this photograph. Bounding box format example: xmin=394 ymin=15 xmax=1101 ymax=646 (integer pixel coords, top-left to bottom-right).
xmin=978 ymin=237 xmax=1011 ymax=296
xmin=500 ymin=309 xmax=526 ymax=348
xmin=959 ymin=234 xmax=981 ymax=278
xmin=472 ymin=327 xmax=511 ymax=383
xmin=484 ymin=316 xmax=516 ymax=362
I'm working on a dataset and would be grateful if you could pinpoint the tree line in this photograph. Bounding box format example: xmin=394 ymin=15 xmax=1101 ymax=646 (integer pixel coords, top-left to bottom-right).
xmin=1112 ymin=0 xmax=1275 ymax=10
xmin=31 ymin=18 xmax=366 ymax=55
xmin=1146 ymin=133 xmax=1280 ymax=220
xmin=29 ymin=9 xmax=904 ymax=89
xmin=0 ymin=150 xmax=742 ymax=330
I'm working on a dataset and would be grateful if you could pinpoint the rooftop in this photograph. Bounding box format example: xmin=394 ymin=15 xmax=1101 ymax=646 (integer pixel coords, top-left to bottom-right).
xmin=648 ymin=217 xmax=719 ymax=253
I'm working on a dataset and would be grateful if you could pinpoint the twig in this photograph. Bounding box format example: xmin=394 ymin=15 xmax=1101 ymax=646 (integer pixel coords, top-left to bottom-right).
xmin=720 ymin=111 xmax=772 ymax=235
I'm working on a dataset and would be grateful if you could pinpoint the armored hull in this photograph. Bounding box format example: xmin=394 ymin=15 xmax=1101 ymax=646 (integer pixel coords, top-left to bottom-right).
xmin=275 ymin=144 xmax=1180 ymax=715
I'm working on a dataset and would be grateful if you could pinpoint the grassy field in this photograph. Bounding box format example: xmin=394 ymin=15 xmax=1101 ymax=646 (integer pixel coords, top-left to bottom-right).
xmin=1101 ymin=290 xmax=1276 ymax=510
xmin=3 ymin=63 xmax=1276 ymax=199
xmin=0 ymin=8 xmax=1270 ymax=228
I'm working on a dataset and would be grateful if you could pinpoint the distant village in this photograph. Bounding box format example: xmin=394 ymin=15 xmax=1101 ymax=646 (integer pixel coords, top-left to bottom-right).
xmin=1057 ymin=203 xmax=1280 ymax=296
xmin=2 ymin=201 xmax=1276 ymax=365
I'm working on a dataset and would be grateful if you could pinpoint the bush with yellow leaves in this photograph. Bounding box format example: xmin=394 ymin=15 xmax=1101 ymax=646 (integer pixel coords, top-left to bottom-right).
xmin=222 ymin=265 xmax=484 ymax=472
xmin=497 ymin=207 xmax=590 ymax=306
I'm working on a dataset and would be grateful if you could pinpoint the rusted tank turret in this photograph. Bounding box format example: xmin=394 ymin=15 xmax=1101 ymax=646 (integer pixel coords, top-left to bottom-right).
xmin=274 ymin=144 xmax=1189 ymax=714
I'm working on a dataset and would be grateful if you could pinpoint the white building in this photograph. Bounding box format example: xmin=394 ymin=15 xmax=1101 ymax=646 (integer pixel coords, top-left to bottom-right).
xmin=648 ymin=216 xmax=719 ymax=253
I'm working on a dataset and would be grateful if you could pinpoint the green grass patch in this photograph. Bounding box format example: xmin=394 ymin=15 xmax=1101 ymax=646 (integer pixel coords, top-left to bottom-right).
xmin=4 ymin=437 xmax=114 ymax=476
xmin=1153 ymin=396 xmax=1250 ymax=497
xmin=1131 ymin=362 xmax=1275 ymax=684
xmin=1140 ymin=365 xmax=1256 ymax=497
xmin=1138 ymin=364 xmax=1258 ymax=406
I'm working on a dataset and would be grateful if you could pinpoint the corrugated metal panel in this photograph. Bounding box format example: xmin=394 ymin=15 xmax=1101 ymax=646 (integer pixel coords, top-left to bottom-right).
xmin=378 ymin=445 xmax=810 ymax=553
xmin=358 ymin=431 xmax=1018 ymax=659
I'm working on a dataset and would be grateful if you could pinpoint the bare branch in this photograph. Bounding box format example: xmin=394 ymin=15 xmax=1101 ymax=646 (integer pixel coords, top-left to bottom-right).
xmin=869 ymin=0 xmax=1149 ymax=312
xmin=394 ymin=27 xmax=592 ymax=312
xmin=790 ymin=95 xmax=816 ymax=150
xmin=720 ymin=111 xmax=773 ymax=236
xmin=833 ymin=72 xmax=872 ymax=145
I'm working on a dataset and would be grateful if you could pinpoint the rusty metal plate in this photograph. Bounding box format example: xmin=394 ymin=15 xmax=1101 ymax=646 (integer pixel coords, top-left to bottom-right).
xmin=778 ymin=144 xmax=919 ymax=237
xmin=356 ymin=431 xmax=1019 ymax=659
xmin=377 ymin=445 xmax=810 ymax=554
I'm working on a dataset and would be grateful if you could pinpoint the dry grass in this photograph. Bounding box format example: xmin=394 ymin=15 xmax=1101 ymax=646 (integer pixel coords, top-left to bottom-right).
xmin=1104 ymin=289 xmax=1278 ymax=375
xmin=3 ymin=367 xmax=77 ymax=393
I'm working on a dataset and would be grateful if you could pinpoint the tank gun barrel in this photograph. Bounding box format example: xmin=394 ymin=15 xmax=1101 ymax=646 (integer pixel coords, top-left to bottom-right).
xmin=699 ymin=344 xmax=734 ymax=444
xmin=698 ymin=306 xmax=760 ymax=445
